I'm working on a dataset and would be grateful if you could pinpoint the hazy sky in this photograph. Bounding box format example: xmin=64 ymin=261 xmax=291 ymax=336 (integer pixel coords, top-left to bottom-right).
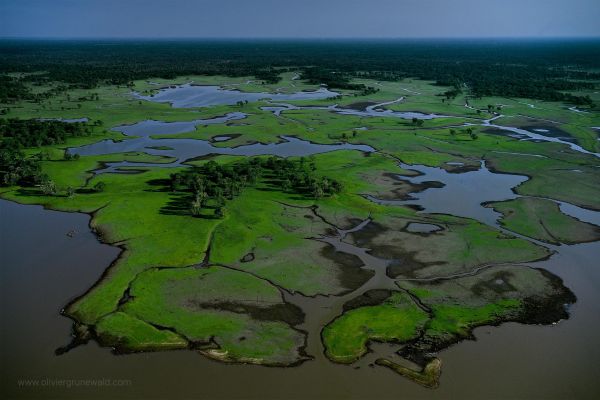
xmin=1 ymin=0 xmax=599 ymax=39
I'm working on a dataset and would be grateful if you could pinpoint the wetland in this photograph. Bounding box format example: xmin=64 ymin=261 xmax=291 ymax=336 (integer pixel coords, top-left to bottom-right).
xmin=1 ymin=40 xmax=600 ymax=399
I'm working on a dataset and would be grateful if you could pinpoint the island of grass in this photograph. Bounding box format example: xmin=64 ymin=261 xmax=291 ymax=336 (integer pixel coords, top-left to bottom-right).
xmin=323 ymin=266 xmax=575 ymax=387
xmin=486 ymin=197 xmax=600 ymax=245
xmin=322 ymin=291 xmax=429 ymax=363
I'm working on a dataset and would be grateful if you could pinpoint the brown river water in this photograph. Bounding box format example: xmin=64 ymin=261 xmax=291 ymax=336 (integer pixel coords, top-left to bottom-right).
xmin=1 ymin=189 xmax=600 ymax=399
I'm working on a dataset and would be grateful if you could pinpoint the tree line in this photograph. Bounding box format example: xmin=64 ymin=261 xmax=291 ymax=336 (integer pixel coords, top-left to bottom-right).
xmin=1 ymin=39 xmax=598 ymax=105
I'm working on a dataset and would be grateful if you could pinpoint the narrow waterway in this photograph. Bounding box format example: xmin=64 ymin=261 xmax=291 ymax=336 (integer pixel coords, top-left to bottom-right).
xmin=261 ymin=101 xmax=448 ymax=120
xmin=481 ymin=115 xmax=600 ymax=159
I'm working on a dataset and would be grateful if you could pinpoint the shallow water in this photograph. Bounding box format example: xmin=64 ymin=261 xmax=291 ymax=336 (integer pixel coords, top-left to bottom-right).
xmin=212 ymin=135 xmax=233 ymax=142
xmin=336 ymin=98 xmax=447 ymax=120
xmin=558 ymin=201 xmax=600 ymax=225
xmin=367 ymin=160 xmax=600 ymax=234
xmin=68 ymin=113 xmax=375 ymax=173
xmin=405 ymin=222 xmax=442 ymax=233
xmin=368 ymin=160 xmax=528 ymax=227
xmin=133 ymin=84 xmax=339 ymax=108
xmin=70 ymin=135 xmax=375 ymax=174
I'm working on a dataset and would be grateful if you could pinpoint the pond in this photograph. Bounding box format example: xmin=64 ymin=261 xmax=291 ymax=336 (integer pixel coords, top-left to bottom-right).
xmin=367 ymin=160 xmax=528 ymax=227
xmin=133 ymin=84 xmax=340 ymax=108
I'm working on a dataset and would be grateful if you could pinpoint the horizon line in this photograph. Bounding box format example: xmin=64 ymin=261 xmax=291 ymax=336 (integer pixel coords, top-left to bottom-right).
xmin=1 ymin=36 xmax=600 ymax=41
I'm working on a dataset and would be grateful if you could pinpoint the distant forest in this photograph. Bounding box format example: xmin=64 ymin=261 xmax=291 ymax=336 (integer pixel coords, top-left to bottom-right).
xmin=1 ymin=39 xmax=599 ymax=105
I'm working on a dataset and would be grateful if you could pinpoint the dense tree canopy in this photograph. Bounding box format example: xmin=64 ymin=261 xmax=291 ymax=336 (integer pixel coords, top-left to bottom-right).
xmin=0 ymin=118 xmax=90 ymax=148
xmin=0 ymin=119 xmax=90 ymax=186
xmin=169 ymin=157 xmax=343 ymax=218
xmin=0 ymin=39 xmax=598 ymax=104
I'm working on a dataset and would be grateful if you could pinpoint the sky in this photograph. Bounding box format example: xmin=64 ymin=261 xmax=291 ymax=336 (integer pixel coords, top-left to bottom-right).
xmin=1 ymin=0 xmax=599 ymax=39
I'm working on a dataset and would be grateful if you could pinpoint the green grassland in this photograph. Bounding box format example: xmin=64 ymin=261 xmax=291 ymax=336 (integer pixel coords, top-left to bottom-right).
xmin=116 ymin=266 xmax=307 ymax=365
xmin=322 ymin=291 xmax=429 ymax=363
xmin=95 ymin=311 xmax=189 ymax=352
xmin=486 ymin=197 xmax=600 ymax=245
xmin=396 ymin=265 xmax=575 ymax=358
xmin=347 ymin=214 xmax=551 ymax=279
xmin=0 ymin=70 xmax=597 ymax=378
xmin=322 ymin=264 xmax=574 ymax=386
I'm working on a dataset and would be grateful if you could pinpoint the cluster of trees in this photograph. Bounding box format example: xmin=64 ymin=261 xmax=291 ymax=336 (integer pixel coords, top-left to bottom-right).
xmin=441 ymin=86 xmax=463 ymax=101
xmin=563 ymin=93 xmax=594 ymax=107
xmin=0 ymin=119 xmax=91 ymax=187
xmin=0 ymin=144 xmax=43 ymax=186
xmin=301 ymin=67 xmax=365 ymax=90
xmin=0 ymin=118 xmax=90 ymax=148
xmin=0 ymin=75 xmax=71 ymax=104
xmin=253 ymin=68 xmax=283 ymax=84
xmin=357 ymin=86 xmax=379 ymax=96
xmin=169 ymin=157 xmax=343 ymax=218
xmin=0 ymin=75 xmax=31 ymax=103
xmin=450 ymin=128 xmax=478 ymax=140
xmin=411 ymin=118 xmax=425 ymax=128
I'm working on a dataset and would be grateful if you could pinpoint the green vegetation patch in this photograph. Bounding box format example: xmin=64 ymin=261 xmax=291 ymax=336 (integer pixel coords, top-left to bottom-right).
xmin=486 ymin=152 xmax=600 ymax=211
xmin=169 ymin=156 xmax=343 ymax=219
xmin=397 ymin=265 xmax=576 ymax=360
xmin=348 ymin=215 xmax=550 ymax=279
xmin=95 ymin=311 xmax=188 ymax=352
xmin=322 ymin=291 xmax=429 ymax=363
xmin=117 ymin=265 xmax=306 ymax=365
xmin=211 ymin=189 xmax=373 ymax=296
xmin=375 ymin=358 xmax=442 ymax=389
xmin=487 ymin=197 xmax=600 ymax=245
xmin=322 ymin=264 xmax=574 ymax=379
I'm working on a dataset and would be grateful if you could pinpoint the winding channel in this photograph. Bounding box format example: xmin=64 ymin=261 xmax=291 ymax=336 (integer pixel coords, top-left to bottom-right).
xmin=479 ymin=115 xmax=600 ymax=159
xmin=68 ymin=113 xmax=375 ymax=173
